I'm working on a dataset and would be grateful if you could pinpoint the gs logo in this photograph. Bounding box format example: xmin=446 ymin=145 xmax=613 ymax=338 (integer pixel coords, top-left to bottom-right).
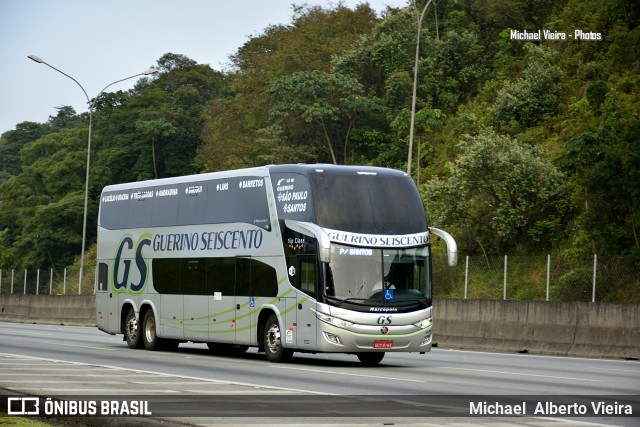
xmin=377 ymin=316 xmax=392 ymax=325
xmin=113 ymin=233 xmax=151 ymax=294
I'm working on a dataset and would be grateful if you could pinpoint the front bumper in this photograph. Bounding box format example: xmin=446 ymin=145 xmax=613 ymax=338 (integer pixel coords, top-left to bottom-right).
xmin=316 ymin=322 xmax=432 ymax=353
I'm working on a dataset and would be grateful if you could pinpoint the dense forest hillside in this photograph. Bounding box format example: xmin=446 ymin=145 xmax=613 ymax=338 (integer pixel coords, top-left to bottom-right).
xmin=0 ymin=0 xmax=638 ymax=273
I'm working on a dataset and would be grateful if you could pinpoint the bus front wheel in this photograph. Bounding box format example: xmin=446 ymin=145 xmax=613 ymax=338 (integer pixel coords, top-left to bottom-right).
xmin=264 ymin=314 xmax=293 ymax=363
xmin=356 ymin=352 xmax=385 ymax=365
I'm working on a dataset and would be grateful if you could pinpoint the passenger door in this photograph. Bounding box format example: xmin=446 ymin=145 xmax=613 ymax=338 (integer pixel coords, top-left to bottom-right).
xmin=293 ymin=255 xmax=318 ymax=350
xmin=235 ymin=257 xmax=253 ymax=345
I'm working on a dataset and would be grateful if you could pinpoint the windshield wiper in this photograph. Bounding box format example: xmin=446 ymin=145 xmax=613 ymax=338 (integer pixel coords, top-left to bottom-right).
xmin=415 ymin=298 xmax=431 ymax=309
xmin=323 ymin=295 xmax=369 ymax=307
xmin=348 ymin=283 xmax=364 ymax=298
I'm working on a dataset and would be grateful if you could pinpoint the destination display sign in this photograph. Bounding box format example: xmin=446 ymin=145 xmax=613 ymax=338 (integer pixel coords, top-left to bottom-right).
xmin=270 ymin=172 xmax=313 ymax=221
xmin=325 ymin=228 xmax=430 ymax=248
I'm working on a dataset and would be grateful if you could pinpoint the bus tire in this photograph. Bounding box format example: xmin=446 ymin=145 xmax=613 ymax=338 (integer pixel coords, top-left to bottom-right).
xmin=142 ymin=310 xmax=161 ymax=351
xmin=264 ymin=314 xmax=293 ymax=363
xmin=356 ymin=352 xmax=385 ymax=365
xmin=125 ymin=308 xmax=143 ymax=349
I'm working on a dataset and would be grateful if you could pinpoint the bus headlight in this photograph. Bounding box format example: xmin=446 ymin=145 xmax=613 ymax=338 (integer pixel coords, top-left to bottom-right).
xmin=413 ymin=317 xmax=432 ymax=329
xmin=312 ymin=309 xmax=353 ymax=329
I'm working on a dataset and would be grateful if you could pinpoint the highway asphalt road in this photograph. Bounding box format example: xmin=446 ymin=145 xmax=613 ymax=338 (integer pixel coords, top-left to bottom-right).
xmin=0 ymin=321 xmax=638 ymax=426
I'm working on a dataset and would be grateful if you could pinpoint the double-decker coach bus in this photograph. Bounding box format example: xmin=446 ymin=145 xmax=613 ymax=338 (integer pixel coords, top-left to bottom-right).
xmin=96 ymin=164 xmax=457 ymax=365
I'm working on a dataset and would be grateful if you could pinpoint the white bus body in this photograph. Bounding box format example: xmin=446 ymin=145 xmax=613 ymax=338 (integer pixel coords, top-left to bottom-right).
xmin=95 ymin=164 xmax=457 ymax=364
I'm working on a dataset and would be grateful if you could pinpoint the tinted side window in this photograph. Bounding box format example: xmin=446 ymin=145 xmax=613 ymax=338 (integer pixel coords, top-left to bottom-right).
xmin=128 ymin=194 xmax=154 ymax=228
xmin=299 ymin=255 xmax=317 ymax=297
xmin=205 ymin=177 xmax=271 ymax=229
xmin=236 ymin=258 xmax=251 ymax=296
xmin=99 ymin=191 xmax=129 ymax=229
xmin=178 ymin=183 xmax=206 ymax=225
xmin=207 ymin=257 xmax=235 ymax=295
xmin=152 ymin=185 xmax=179 ymax=227
xmin=181 ymin=258 xmax=207 ymax=295
xmin=234 ymin=177 xmax=271 ymax=229
xmin=205 ymin=180 xmax=236 ymax=224
xmin=152 ymin=257 xmax=277 ymax=297
xmin=250 ymin=259 xmax=278 ymax=297
xmin=98 ymin=263 xmax=108 ymax=292
xmin=270 ymin=172 xmax=313 ymax=222
xmin=152 ymin=258 xmax=181 ymax=294
xmin=282 ymin=227 xmax=317 ymax=297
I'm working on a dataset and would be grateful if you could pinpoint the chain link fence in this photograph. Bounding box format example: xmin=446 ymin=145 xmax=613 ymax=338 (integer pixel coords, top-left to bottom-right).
xmin=2 ymin=254 xmax=639 ymax=302
xmin=433 ymin=254 xmax=640 ymax=303
xmin=0 ymin=265 xmax=96 ymax=296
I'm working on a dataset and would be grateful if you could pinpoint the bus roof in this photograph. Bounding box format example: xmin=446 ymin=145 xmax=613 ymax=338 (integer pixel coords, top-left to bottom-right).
xmin=101 ymin=164 xmax=409 ymax=193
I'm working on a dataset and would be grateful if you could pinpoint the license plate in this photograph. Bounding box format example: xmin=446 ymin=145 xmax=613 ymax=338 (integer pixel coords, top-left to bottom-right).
xmin=374 ymin=340 xmax=394 ymax=349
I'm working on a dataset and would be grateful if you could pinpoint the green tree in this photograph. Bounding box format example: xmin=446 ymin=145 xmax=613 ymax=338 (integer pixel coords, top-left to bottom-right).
xmin=135 ymin=118 xmax=177 ymax=179
xmin=424 ymin=128 xmax=571 ymax=254
xmin=0 ymin=129 xmax=88 ymax=268
xmin=197 ymin=4 xmax=380 ymax=171
xmin=562 ymin=74 xmax=640 ymax=253
xmin=97 ymin=53 xmax=224 ymax=182
xmin=269 ymin=70 xmax=365 ymax=164
xmin=0 ymin=121 xmax=50 ymax=180
xmin=494 ymin=45 xmax=563 ymax=130
xmin=391 ymin=107 xmax=443 ymax=182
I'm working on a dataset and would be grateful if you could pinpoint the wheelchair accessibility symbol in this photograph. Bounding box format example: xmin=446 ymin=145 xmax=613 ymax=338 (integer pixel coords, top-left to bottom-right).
xmin=384 ymin=289 xmax=394 ymax=301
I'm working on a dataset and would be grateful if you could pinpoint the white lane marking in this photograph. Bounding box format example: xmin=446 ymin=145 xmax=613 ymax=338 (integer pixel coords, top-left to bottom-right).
xmin=0 ymin=352 xmax=331 ymax=395
xmin=0 ymin=330 xmax=55 ymax=337
xmin=441 ymin=366 xmax=599 ymax=382
xmin=269 ymin=365 xmax=426 ymax=383
xmin=41 ymin=341 xmax=117 ymax=351
xmin=591 ymin=367 xmax=640 ymax=374
xmin=433 ymin=348 xmax=638 ymax=364
xmin=0 ymin=361 xmax=59 ymax=365
xmin=0 ymin=373 xmax=191 ymax=377
xmin=16 ymin=388 xmax=182 ymax=393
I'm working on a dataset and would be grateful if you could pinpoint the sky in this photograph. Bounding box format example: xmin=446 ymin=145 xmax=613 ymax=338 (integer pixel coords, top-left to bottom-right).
xmin=0 ymin=0 xmax=408 ymax=136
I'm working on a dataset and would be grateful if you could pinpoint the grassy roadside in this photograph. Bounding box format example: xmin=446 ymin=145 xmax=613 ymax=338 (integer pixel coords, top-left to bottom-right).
xmin=0 ymin=412 xmax=53 ymax=427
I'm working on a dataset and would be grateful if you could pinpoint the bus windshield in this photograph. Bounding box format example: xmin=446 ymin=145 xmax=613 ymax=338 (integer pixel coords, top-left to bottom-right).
xmin=324 ymin=245 xmax=431 ymax=306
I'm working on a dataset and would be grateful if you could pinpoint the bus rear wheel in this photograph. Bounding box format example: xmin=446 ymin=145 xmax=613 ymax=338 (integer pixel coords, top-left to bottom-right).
xmin=125 ymin=308 xmax=143 ymax=349
xmin=264 ymin=314 xmax=293 ymax=363
xmin=356 ymin=352 xmax=385 ymax=365
xmin=142 ymin=310 xmax=178 ymax=351
xmin=142 ymin=310 xmax=160 ymax=351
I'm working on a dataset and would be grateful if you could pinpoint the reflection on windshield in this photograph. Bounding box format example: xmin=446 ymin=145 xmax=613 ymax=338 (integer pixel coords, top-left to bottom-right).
xmin=325 ymin=245 xmax=431 ymax=303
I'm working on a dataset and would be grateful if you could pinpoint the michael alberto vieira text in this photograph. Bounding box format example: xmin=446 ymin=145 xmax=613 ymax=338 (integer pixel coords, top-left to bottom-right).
xmin=470 ymin=400 xmax=633 ymax=416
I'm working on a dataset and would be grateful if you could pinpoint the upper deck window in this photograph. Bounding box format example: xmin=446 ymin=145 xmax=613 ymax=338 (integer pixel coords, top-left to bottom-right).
xmin=310 ymin=171 xmax=427 ymax=235
xmin=99 ymin=176 xmax=270 ymax=230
